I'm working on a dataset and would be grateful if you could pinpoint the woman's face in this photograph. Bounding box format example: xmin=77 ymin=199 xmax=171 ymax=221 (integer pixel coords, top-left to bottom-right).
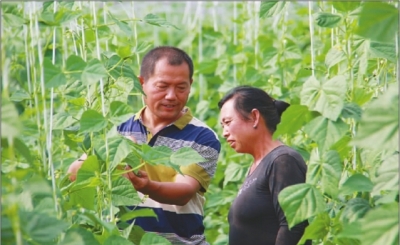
xmin=219 ymin=99 xmax=254 ymax=153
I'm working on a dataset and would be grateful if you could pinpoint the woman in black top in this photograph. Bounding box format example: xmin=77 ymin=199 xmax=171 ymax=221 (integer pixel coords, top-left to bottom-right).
xmin=218 ymin=86 xmax=310 ymax=245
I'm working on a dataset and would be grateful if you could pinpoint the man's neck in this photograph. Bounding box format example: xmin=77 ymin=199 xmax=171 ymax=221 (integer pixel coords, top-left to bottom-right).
xmin=141 ymin=108 xmax=183 ymax=135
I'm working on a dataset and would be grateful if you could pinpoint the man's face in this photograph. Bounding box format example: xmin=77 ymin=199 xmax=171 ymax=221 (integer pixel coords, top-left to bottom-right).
xmin=140 ymin=57 xmax=192 ymax=124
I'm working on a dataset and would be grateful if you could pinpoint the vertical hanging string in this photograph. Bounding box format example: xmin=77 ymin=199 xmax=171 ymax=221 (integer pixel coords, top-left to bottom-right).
xmin=308 ymin=1 xmax=315 ymax=77
xmin=33 ymin=2 xmax=49 ymax=173
xmin=254 ymin=2 xmax=260 ymax=70
xmin=233 ymin=2 xmax=237 ymax=85
xmin=197 ymin=2 xmax=204 ymax=100
xmin=103 ymin=2 xmax=109 ymax=52
xmin=130 ymin=2 xmax=140 ymax=68
xmin=212 ymin=1 xmax=218 ymax=32
xmin=23 ymin=24 xmax=33 ymax=110
xmin=48 ymin=0 xmax=59 ymax=215
xmin=92 ymin=1 xmax=111 ymax=221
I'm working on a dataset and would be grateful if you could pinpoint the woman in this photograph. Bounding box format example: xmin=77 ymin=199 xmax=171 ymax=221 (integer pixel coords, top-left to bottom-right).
xmin=218 ymin=86 xmax=309 ymax=245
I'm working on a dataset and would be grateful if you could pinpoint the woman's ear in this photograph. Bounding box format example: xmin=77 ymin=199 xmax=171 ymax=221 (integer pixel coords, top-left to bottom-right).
xmin=251 ymin=109 xmax=260 ymax=128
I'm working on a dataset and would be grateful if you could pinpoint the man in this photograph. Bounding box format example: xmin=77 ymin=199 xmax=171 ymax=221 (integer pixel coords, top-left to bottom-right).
xmin=67 ymin=46 xmax=221 ymax=245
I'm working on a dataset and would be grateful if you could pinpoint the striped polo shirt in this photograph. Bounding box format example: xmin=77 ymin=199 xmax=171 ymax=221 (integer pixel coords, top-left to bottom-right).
xmin=117 ymin=106 xmax=221 ymax=245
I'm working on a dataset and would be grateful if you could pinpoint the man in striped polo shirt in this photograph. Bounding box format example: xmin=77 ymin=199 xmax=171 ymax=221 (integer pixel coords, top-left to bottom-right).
xmin=115 ymin=46 xmax=221 ymax=244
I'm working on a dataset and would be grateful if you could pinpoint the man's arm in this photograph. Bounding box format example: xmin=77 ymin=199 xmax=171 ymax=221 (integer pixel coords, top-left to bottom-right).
xmin=124 ymin=167 xmax=201 ymax=206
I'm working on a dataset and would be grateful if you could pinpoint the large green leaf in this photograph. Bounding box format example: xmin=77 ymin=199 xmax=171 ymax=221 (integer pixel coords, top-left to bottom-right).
xmin=360 ymin=203 xmax=399 ymax=245
xmin=299 ymin=212 xmax=330 ymax=244
xmin=325 ymin=45 xmax=346 ymax=69
xmin=1 ymin=137 xmax=33 ymax=164
xmin=61 ymin=227 xmax=101 ymax=245
xmin=273 ymin=105 xmax=313 ymax=139
xmin=315 ymin=12 xmax=342 ymax=28
xmin=111 ymin=177 xmax=140 ymax=206
xmin=332 ymin=2 xmax=360 ymax=12
xmin=76 ymin=155 xmax=100 ymax=183
xmin=108 ymin=101 xmax=134 ymax=126
xmin=304 ymin=116 xmax=348 ymax=152
xmin=372 ymin=154 xmax=399 ymax=195
xmin=80 ymin=109 xmax=108 ymax=133
xmin=53 ymin=112 xmax=75 ymax=130
xmin=140 ymin=233 xmax=172 ymax=245
xmin=356 ymin=2 xmax=398 ymax=43
xmin=223 ymin=163 xmax=246 ymax=187
xmin=300 ymin=75 xmax=347 ymax=121
xmin=352 ymin=84 xmax=398 ymax=151
xmin=68 ymin=186 xmax=96 ymax=210
xmin=2 ymin=13 xmax=26 ymax=27
xmin=339 ymin=174 xmax=374 ymax=195
xmin=120 ymin=208 xmax=158 ymax=222
xmin=66 ymin=54 xmax=87 ymax=80
xmin=1 ymin=95 xmax=21 ymax=138
xmin=307 ymin=149 xmax=342 ymax=198
xmin=369 ymin=41 xmax=397 ymax=63
xmin=44 ymin=58 xmax=67 ymax=88
xmin=340 ymin=198 xmax=370 ymax=224
xmin=278 ymin=183 xmax=326 ymax=228
xmin=81 ymin=59 xmax=108 ymax=85
xmin=95 ymin=137 xmax=139 ymax=171
xmin=20 ymin=210 xmax=68 ymax=243
xmin=143 ymin=13 xmax=179 ymax=30
xmin=259 ymin=1 xmax=286 ymax=18
xmin=341 ymin=103 xmax=362 ymax=122
xmin=170 ymin=147 xmax=207 ymax=166
xmin=104 ymin=235 xmax=135 ymax=245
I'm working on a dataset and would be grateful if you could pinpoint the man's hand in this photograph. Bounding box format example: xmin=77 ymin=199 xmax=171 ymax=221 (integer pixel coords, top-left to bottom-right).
xmin=67 ymin=153 xmax=87 ymax=181
xmin=123 ymin=166 xmax=154 ymax=193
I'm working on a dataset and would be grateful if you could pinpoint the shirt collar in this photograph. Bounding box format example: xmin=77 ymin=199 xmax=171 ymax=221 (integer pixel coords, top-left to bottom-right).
xmin=134 ymin=106 xmax=193 ymax=130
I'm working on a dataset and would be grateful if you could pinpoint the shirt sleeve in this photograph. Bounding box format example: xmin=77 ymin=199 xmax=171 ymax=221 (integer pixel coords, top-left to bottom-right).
xmin=268 ymin=154 xmax=309 ymax=245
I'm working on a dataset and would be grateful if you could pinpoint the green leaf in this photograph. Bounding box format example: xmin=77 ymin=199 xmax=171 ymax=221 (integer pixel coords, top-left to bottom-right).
xmin=143 ymin=13 xmax=179 ymax=30
xmin=133 ymin=41 xmax=152 ymax=54
xmin=76 ymin=155 xmax=100 ymax=183
xmin=315 ymin=12 xmax=342 ymax=28
xmin=307 ymin=150 xmax=342 ymax=198
xmin=109 ymin=13 xmax=133 ymax=36
xmin=61 ymin=227 xmax=101 ymax=245
xmin=332 ymin=2 xmax=360 ymax=12
xmin=299 ymin=212 xmax=330 ymax=244
xmin=340 ymin=198 xmax=370 ymax=223
xmin=325 ymin=45 xmax=346 ymax=68
xmin=95 ymin=137 xmax=139 ymax=171
xmin=2 ymin=13 xmax=26 ymax=27
xmin=66 ymin=54 xmax=87 ymax=80
xmin=278 ymin=183 xmax=326 ymax=228
xmin=81 ymin=59 xmax=108 ymax=85
xmin=79 ymin=110 xmax=108 ymax=133
xmin=120 ymin=208 xmax=158 ymax=222
xmin=170 ymin=147 xmax=207 ymax=167
xmin=369 ymin=41 xmax=397 ymax=63
xmin=352 ymin=84 xmax=398 ymax=151
xmin=341 ymin=103 xmax=362 ymax=121
xmin=330 ymin=135 xmax=351 ymax=161
xmin=300 ymin=75 xmax=347 ymax=121
xmin=339 ymin=174 xmax=374 ymax=195
xmin=44 ymin=58 xmax=67 ymax=88
xmin=108 ymin=101 xmax=134 ymax=125
xmin=360 ymin=203 xmax=399 ymax=245
xmin=223 ymin=163 xmax=246 ymax=187
xmin=104 ymin=235 xmax=135 ymax=245
xmin=304 ymin=116 xmax=348 ymax=152
xmin=111 ymin=177 xmax=140 ymax=206
xmin=273 ymin=105 xmax=313 ymax=139
xmin=259 ymin=1 xmax=286 ymax=18
xmin=10 ymin=90 xmax=31 ymax=102
xmin=20 ymin=210 xmax=68 ymax=243
xmin=117 ymin=46 xmax=132 ymax=58
xmin=352 ymin=87 xmax=373 ymax=106
xmin=140 ymin=233 xmax=172 ymax=245
xmin=2 ymin=137 xmax=33 ymax=164
xmin=1 ymin=95 xmax=21 ymax=138
xmin=53 ymin=112 xmax=75 ymax=130
xmin=356 ymin=2 xmax=398 ymax=43
xmin=372 ymin=154 xmax=399 ymax=194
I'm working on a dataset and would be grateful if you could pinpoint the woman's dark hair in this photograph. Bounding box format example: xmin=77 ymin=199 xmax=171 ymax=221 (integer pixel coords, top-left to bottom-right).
xmin=140 ymin=46 xmax=194 ymax=80
xmin=218 ymin=85 xmax=290 ymax=133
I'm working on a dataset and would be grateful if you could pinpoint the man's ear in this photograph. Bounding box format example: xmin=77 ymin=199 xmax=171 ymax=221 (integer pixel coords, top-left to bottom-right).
xmin=138 ymin=76 xmax=145 ymax=86
xmin=190 ymin=78 xmax=193 ymax=85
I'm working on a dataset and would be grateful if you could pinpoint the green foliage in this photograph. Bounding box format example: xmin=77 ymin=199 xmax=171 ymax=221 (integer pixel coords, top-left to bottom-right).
xmin=1 ymin=1 xmax=398 ymax=245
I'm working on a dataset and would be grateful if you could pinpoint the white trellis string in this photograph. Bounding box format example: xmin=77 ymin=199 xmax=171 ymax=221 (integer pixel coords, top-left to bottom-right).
xmin=308 ymin=1 xmax=315 ymax=77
